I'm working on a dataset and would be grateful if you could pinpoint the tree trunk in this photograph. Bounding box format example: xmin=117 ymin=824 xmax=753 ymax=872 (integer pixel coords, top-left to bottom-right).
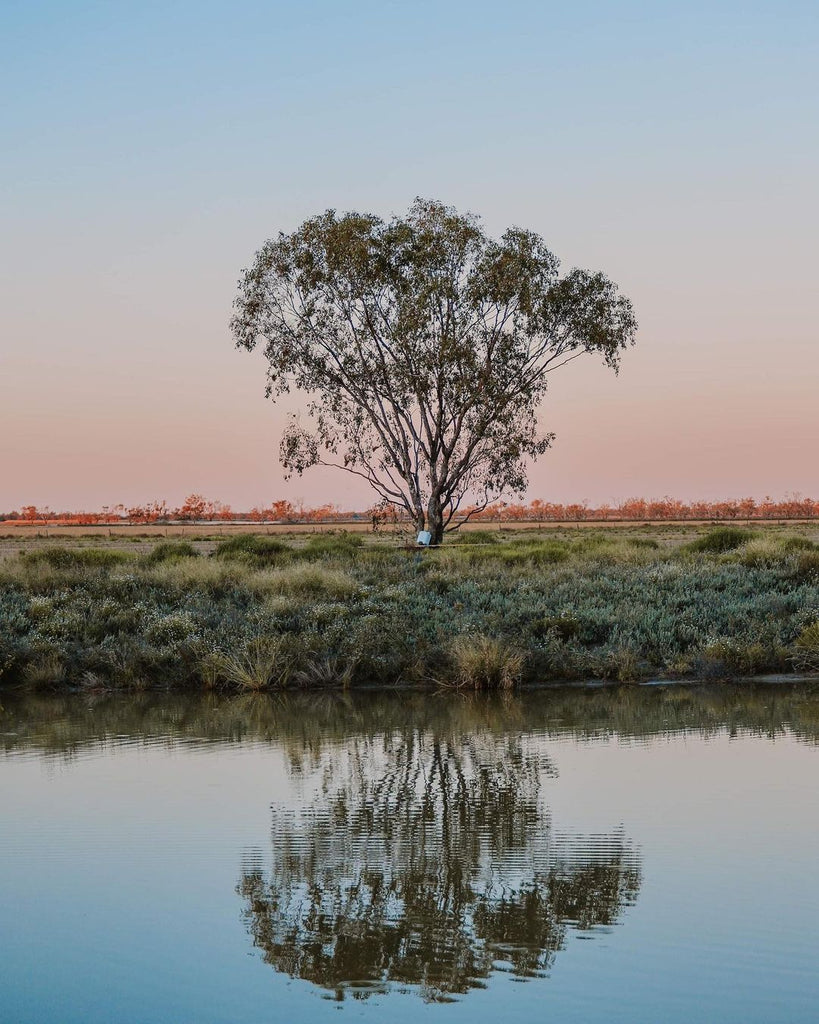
xmin=426 ymin=499 xmax=445 ymax=546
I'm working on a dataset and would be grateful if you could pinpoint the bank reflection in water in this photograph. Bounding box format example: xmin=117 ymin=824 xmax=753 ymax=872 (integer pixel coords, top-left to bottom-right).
xmin=238 ymin=729 xmax=641 ymax=1002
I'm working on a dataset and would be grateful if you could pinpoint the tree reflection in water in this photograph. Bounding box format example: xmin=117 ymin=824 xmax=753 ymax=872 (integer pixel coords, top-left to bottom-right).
xmin=238 ymin=727 xmax=641 ymax=1002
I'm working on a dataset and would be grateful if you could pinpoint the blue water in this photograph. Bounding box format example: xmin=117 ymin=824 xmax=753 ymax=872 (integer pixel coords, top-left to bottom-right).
xmin=1 ymin=687 xmax=818 ymax=1022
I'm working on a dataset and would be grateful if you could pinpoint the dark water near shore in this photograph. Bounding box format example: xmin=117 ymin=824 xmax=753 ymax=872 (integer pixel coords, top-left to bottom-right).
xmin=2 ymin=685 xmax=818 ymax=1023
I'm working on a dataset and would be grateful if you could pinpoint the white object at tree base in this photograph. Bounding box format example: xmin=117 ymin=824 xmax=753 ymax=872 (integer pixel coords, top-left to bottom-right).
xmin=417 ymin=531 xmax=432 ymax=547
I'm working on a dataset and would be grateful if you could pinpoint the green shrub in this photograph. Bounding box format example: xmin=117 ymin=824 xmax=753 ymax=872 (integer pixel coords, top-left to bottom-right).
xmin=595 ymin=646 xmax=644 ymax=683
xmin=21 ymin=547 xmax=133 ymax=569
xmin=252 ymin=564 xmax=360 ymax=600
xmin=454 ymin=530 xmax=499 ymax=545
xmin=686 ymin=527 xmax=757 ymax=554
xmin=540 ymin=614 xmax=581 ymax=641
xmin=781 ymin=536 xmax=816 ymax=552
xmin=143 ymin=541 xmax=199 ymax=564
xmin=791 ymin=550 xmax=819 ymax=582
xmin=301 ymin=533 xmax=364 ymax=559
xmin=214 ymin=534 xmax=291 ymax=568
xmin=507 ymin=542 xmax=569 ymax=567
xmin=694 ymin=638 xmax=781 ymax=678
xmin=6 ymin=528 xmax=819 ymax=692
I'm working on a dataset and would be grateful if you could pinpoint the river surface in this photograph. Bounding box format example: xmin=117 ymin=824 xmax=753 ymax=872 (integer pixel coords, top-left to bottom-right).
xmin=1 ymin=685 xmax=818 ymax=1023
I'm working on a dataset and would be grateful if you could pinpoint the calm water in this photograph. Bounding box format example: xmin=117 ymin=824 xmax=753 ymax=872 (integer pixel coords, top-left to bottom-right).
xmin=1 ymin=686 xmax=818 ymax=1023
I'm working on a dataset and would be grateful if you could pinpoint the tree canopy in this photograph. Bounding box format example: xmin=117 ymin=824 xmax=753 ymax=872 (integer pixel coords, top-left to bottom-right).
xmin=231 ymin=198 xmax=637 ymax=543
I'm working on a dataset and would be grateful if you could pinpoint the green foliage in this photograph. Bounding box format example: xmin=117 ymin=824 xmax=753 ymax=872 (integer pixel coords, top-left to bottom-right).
xmin=540 ymin=614 xmax=581 ymax=642
xmin=694 ymin=638 xmax=785 ymax=679
xmin=21 ymin=547 xmax=133 ymax=569
xmin=455 ymin=530 xmax=499 ymax=545
xmin=452 ymin=538 xmax=570 ymax=567
xmin=143 ymin=541 xmax=199 ymax=564
xmin=791 ymin=550 xmax=819 ymax=583
xmin=2 ymin=526 xmax=818 ymax=691
xmin=686 ymin=527 xmax=757 ymax=554
xmin=232 ymin=199 xmax=636 ymax=544
xmin=301 ymin=532 xmax=363 ymax=559
xmin=781 ymin=536 xmax=816 ymax=552
xmin=214 ymin=534 xmax=291 ymax=568
xmin=253 ymin=565 xmax=359 ymax=600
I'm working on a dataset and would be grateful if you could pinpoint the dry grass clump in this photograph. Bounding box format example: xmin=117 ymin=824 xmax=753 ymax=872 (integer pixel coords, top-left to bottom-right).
xmin=212 ymin=638 xmax=294 ymax=691
xmin=792 ymin=622 xmax=819 ymax=673
xmin=251 ymin=564 xmax=359 ymax=600
xmin=736 ymin=537 xmax=789 ymax=567
xmin=141 ymin=557 xmax=243 ymax=592
xmin=293 ymin=656 xmax=356 ymax=689
xmin=735 ymin=535 xmax=815 ymax=568
xmin=791 ymin=550 xmax=819 ymax=582
xmin=449 ymin=634 xmax=524 ymax=690
xmin=694 ymin=638 xmax=783 ymax=678
xmin=22 ymin=653 xmax=66 ymax=689
xmin=596 ymin=646 xmax=643 ymax=682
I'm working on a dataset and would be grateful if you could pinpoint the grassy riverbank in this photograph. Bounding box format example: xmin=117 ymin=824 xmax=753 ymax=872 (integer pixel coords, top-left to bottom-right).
xmin=1 ymin=525 xmax=819 ymax=691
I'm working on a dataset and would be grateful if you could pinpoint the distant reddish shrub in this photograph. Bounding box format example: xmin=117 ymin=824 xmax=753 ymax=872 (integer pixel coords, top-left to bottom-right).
xmin=3 ymin=494 xmax=818 ymax=526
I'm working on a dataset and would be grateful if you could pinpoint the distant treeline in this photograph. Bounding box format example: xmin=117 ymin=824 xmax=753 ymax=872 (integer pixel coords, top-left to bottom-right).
xmin=2 ymin=494 xmax=819 ymax=526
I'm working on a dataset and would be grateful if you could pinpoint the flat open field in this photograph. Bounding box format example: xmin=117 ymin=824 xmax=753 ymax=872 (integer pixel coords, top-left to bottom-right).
xmin=3 ymin=518 xmax=817 ymax=540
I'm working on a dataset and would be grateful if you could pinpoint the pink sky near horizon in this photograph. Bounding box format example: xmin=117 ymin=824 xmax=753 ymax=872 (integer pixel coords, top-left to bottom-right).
xmin=3 ymin=186 xmax=816 ymax=513
xmin=2 ymin=202 xmax=817 ymax=512
xmin=1 ymin=3 xmax=817 ymax=512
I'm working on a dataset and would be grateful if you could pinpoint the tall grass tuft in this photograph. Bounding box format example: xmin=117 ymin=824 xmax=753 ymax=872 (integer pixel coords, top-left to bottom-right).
xmin=215 ymin=638 xmax=293 ymax=691
xmin=22 ymin=653 xmax=66 ymax=689
xmin=449 ymin=634 xmax=524 ymax=690
xmin=792 ymin=622 xmax=819 ymax=673
xmin=294 ymin=655 xmax=356 ymax=689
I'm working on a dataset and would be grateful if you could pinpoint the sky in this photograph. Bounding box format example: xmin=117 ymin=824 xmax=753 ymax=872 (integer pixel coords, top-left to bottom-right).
xmin=1 ymin=0 xmax=817 ymax=511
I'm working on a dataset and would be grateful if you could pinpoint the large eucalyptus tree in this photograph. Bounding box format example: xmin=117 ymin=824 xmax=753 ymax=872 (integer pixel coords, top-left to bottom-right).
xmin=231 ymin=199 xmax=636 ymax=543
